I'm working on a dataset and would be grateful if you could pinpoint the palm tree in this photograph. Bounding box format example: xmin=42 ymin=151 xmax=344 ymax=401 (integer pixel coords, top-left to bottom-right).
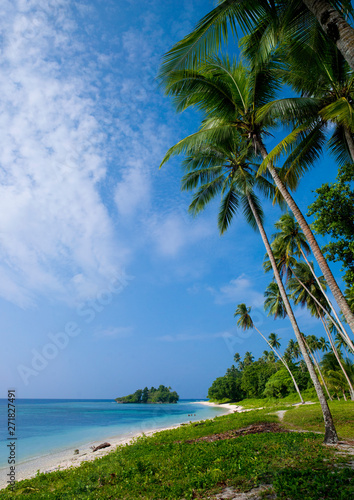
xmin=305 ymin=334 xmax=332 ymax=400
xmin=160 ymin=56 xmax=338 ymax=443
xmin=288 ymin=261 xmax=354 ymax=399
xmin=276 ymin=39 xmax=354 ymax=164
xmin=235 ymin=303 xmax=304 ymax=402
xmin=321 ymin=351 xmax=354 ymax=400
xmin=161 ymin=54 xmax=354 ymax=337
xmin=284 ymin=338 xmax=301 ymax=363
xmin=271 ymin=214 xmax=354 ymax=351
xmin=158 ymin=1 xmax=354 ymax=82
xmin=268 ymin=332 xmax=281 ymax=350
xmin=264 ymin=281 xmax=287 ymax=319
xmin=243 ymin=351 xmax=255 ymax=366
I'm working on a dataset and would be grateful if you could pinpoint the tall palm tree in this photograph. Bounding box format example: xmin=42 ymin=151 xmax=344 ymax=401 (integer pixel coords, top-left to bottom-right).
xmin=288 ymin=261 xmax=354 ymax=399
xmin=305 ymin=334 xmax=332 ymax=400
xmin=264 ymin=281 xmax=287 ymax=319
xmin=160 ymin=56 xmax=338 ymax=443
xmin=235 ymin=303 xmax=304 ymax=402
xmin=158 ymin=1 xmax=354 ymax=83
xmin=271 ymin=214 xmax=353 ymax=351
xmin=268 ymin=332 xmax=281 ymax=350
xmin=160 ymin=54 xmax=354 ymax=336
xmin=276 ymin=39 xmax=354 ymax=164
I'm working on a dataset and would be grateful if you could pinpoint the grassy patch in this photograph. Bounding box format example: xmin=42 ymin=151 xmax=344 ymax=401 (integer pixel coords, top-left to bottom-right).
xmin=283 ymin=400 xmax=354 ymax=440
xmin=234 ymin=390 xmax=317 ymax=409
xmin=1 ymin=407 xmax=353 ymax=499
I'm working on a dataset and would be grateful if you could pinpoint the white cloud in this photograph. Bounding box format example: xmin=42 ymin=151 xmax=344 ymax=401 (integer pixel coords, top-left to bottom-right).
xmin=0 ymin=1 xmax=126 ymax=306
xmin=207 ymin=274 xmax=264 ymax=307
xmin=93 ymin=326 xmax=133 ymax=340
xmin=148 ymin=213 xmax=214 ymax=257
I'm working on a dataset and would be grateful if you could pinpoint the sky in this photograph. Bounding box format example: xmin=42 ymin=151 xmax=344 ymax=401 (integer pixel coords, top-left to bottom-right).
xmin=0 ymin=0 xmax=346 ymax=399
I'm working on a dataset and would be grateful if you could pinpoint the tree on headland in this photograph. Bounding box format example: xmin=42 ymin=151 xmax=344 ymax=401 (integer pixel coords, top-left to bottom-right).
xmin=116 ymin=386 xmax=179 ymax=404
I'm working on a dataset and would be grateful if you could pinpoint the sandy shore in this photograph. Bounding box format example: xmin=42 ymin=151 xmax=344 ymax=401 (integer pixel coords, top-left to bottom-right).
xmin=0 ymin=401 xmax=232 ymax=490
xmin=196 ymin=401 xmax=243 ymax=412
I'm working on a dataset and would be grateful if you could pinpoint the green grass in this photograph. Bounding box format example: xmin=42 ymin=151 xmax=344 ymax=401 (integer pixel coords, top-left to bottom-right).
xmin=283 ymin=400 xmax=354 ymax=440
xmin=1 ymin=406 xmax=353 ymax=499
xmin=233 ymin=390 xmax=318 ymax=409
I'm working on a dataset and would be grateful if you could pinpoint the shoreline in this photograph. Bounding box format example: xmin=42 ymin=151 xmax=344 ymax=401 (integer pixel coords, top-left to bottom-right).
xmin=0 ymin=401 xmax=233 ymax=490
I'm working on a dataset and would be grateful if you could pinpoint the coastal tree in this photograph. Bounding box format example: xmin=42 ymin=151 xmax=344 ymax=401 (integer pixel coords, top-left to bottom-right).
xmin=160 ymin=56 xmax=338 ymax=443
xmin=158 ymin=2 xmax=354 ymax=335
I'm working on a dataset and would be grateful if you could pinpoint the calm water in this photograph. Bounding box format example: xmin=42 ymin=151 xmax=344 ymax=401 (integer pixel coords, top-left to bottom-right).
xmin=0 ymin=399 xmax=227 ymax=467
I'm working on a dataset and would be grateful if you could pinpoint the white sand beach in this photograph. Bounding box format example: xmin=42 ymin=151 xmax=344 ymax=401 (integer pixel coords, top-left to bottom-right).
xmin=0 ymin=401 xmax=233 ymax=490
xmin=196 ymin=401 xmax=243 ymax=412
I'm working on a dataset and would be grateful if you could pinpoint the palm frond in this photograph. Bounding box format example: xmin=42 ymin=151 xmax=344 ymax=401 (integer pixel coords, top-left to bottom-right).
xmin=218 ymin=187 xmax=240 ymax=234
xmin=320 ymin=98 xmax=354 ymax=132
xmin=157 ymin=0 xmax=265 ymax=78
xmin=188 ymin=175 xmax=226 ymax=216
xmin=181 ymin=166 xmax=223 ymax=191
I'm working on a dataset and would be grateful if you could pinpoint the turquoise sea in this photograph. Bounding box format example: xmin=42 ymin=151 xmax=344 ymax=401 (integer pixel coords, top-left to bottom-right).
xmin=0 ymin=399 xmax=227 ymax=467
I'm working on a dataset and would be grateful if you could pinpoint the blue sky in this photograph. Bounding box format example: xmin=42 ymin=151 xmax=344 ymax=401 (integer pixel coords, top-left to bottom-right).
xmin=0 ymin=0 xmax=345 ymax=399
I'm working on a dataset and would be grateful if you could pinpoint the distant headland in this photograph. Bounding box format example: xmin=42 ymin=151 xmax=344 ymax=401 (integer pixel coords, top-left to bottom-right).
xmin=115 ymin=385 xmax=179 ymax=404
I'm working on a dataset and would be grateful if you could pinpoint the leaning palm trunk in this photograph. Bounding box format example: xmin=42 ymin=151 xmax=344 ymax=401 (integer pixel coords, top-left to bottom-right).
xmin=253 ymin=322 xmax=304 ymax=403
xmin=319 ymin=310 xmax=354 ymax=401
xmin=298 ymin=249 xmax=354 ymax=350
xmin=255 ymin=135 xmax=354 ymax=336
xmin=247 ymin=194 xmax=338 ymax=443
xmin=304 ymin=340 xmax=332 ymax=401
xmin=302 ymin=0 xmax=354 ymax=71
xmin=291 ymin=269 xmax=354 ymax=353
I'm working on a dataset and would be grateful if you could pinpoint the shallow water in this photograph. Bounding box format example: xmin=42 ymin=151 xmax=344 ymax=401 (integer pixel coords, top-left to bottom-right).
xmin=0 ymin=399 xmax=227 ymax=466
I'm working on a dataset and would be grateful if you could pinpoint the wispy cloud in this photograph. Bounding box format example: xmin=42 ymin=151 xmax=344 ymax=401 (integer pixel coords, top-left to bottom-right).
xmin=93 ymin=326 xmax=133 ymax=340
xmin=0 ymin=1 xmax=126 ymax=306
xmin=207 ymin=274 xmax=264 ymax=307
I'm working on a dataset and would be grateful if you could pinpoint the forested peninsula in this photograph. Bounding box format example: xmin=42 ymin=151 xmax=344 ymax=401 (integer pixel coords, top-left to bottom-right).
xmin=115 ymin=385 xmax=179 ymax=404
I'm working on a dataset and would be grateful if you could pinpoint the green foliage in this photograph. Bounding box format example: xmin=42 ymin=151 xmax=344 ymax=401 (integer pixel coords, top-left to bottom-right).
xmin=1 ymin=407 xmax=353 ymax=499
xmin=241 ymin=360 xmax=278 ymax=398
xmin=308 ymin=164 xmax=354 ymax=303
xmin=116 ymin=385 xmax=179 ymax=404
xmin=263 ymin=366 xmax=311 ymax=399
xmin=207 ymin=365 xmax=244 ymax=402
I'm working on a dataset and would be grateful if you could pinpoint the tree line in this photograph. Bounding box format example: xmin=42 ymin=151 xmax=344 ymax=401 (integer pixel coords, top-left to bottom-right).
xmin=115 ymin=385 xmax=179 ymax=404
xmin=158 ymin=1 xmax=354 ymax=444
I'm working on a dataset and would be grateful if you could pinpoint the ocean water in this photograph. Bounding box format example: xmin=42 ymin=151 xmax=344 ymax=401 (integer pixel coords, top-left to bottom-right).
xmin=0 ymin=399 xmax=227 ymax=467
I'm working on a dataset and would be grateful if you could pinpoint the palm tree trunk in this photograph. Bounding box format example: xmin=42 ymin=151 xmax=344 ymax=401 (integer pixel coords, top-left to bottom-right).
xmin=255 ymin=135 xmax=354 ymax=336
xmin=344 ymin=128 xmax=354 ymax=163
xmin=319 ymin=311 xmax=354 ymax=400
xmin=291 ymin=268 xmax=354 ymax=353
xmin=299 ymin=249 xmax=354 ymax=350
xmin=253 ymin=324 xmax=304 ymax=403
xmin=306 ymin=342 xmax=332 ymax=400
xmin=247 ymin=194 xmax=338 ymax=444
xmin=302 ymin=0 xmax=354 ymax=71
